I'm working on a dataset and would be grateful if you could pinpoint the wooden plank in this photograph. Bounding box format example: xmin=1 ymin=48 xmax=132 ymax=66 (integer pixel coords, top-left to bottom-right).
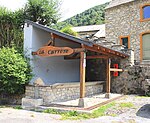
xmin=86 ymin=55 xmax=108 ymax=59
xmin=110 ymin=68 xmax=123 ymax=72
xmin=80 ymin=51 xmax=86 ymax=98
xmin=106 ymin=58 xmax=111 ymax=94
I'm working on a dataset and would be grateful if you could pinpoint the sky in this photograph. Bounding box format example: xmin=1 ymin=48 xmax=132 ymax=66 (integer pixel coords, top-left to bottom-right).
xmin=0 ymin=0 xmax=111 ymax=21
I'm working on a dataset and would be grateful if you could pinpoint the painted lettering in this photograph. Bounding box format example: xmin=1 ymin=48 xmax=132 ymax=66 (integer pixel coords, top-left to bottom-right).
xmin=35 ymin=46 xmax=74 ymax=57
xmin=39 ymin=50 xmax=45 ymax=54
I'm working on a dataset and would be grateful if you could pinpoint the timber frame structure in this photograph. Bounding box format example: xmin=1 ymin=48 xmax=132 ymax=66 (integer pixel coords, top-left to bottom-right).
xmin=26 ymin=20 xmax=129 ymax=100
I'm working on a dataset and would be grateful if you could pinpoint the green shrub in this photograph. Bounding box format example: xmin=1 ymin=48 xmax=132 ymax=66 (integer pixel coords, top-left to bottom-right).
xmin=61 ymin=26 xmax=78 ymax=36
xmin=0 ymin=47 xmax=32 ymax=95
xmin=13 ymin=105 xmax=23 ymax=109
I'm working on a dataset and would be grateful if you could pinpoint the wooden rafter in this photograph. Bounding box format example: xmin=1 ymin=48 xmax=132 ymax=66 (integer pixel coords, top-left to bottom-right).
xmin=86 ymin=46 xmax=118 ymax=58
xmin=84 ymin=44 xmax=128 ymax=58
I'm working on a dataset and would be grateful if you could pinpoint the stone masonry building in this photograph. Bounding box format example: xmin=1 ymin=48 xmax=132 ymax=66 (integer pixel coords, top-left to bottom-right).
xmin=106 ymin=0 xmax=150 ymax=62
xmin=105 ymin=0 xmax=150 ymax=94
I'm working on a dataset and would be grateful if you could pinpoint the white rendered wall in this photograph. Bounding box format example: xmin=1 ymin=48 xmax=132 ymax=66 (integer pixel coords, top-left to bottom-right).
xmin=24 ymin=25 xmax=80 ymax=85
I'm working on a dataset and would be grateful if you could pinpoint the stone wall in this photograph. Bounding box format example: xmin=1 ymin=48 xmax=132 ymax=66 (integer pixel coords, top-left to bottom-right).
xmin=0 ymin=94 xmax=24 ymax=105
xmin=111 ymin=63 xmax=150 ymax=95
xmin=105 ymin=0 xmax=150 ymax=62
xmin=25 ymin=81 xmax=104 ymax=105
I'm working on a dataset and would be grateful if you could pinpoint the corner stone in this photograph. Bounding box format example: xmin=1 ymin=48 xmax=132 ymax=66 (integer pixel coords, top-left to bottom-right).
xmin=22 ymin=98 xmax=43 ymax=109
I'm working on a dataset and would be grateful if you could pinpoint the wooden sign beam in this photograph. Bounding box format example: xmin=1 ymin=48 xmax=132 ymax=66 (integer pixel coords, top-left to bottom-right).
xmin=110 ymin=68 xmax=123 ymax=72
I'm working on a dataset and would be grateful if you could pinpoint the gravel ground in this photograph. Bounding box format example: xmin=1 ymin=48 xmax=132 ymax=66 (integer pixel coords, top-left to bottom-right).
xmin=0 ymin=95 xmax=150 ymax=123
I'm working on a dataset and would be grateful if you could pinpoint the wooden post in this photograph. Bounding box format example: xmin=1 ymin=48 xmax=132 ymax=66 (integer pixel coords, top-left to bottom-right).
xmin=80 ymin=51 xmax=86 ymax=98
xmin=105 ymin=58 xmax=111 ymax=98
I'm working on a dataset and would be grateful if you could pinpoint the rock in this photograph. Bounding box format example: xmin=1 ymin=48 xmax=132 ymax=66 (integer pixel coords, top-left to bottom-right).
xmin=34 ymin=78 xmax=45 ymax=86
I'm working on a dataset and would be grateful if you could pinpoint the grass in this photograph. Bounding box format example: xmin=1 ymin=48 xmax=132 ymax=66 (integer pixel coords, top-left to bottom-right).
xmin=118 ymin=102 xmax=134 ymax=108
xmin=92 ymin=102 xmax=116 ymax=117
xmin=135 ymin=95 xmax=150 ymax=98
xmin=43 ymin=102 xmax=116 ymax=120
xmin=43 ymin=101 xmax=135 ymax=120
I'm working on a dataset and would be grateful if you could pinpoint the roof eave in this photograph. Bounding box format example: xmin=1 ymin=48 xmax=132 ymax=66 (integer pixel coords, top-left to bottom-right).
xmin=25 ymin=20 xmax=93 ymax=47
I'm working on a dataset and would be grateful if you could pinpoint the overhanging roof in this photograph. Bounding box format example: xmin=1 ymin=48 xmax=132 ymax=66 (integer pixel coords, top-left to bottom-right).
xmin=25 ymin=20 xmax=93 ymax=47
xmin=26 ymin=20 xmax=129 ymax=59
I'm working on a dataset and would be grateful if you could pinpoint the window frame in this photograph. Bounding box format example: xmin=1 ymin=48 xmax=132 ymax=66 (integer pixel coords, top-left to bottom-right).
xmin=140 ymin=4 xmax=150 ymax=22
xmin=140 ymin=31 xmax=150 ymax=61
xmin=119 ymin=36 xmax=130 ymax=49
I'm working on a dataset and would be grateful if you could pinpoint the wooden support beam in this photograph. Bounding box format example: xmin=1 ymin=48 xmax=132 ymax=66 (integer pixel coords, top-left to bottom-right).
xmin=45 ymin=33 xmax=55 ymax=46
xmin=86 ymin=55 xmax=108 ymax=59
xmin=105 ymin=58 xmax=111 ymax=98
xmin=74 ymin=48 xmax=86 ymax=53
xmin=80 ymin=51 xmax=86 ymax=98
xmin=110 ymin=68 xmax=123 ymax=72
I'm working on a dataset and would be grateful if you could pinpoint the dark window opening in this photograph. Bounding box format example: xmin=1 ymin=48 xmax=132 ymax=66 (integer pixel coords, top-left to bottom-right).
xmin=120 ymin=37 xmax=129 ymax=49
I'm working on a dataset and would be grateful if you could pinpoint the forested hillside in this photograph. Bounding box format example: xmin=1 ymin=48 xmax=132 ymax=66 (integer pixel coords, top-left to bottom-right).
xmin=53 ymin=2 xmax=109 ymax=30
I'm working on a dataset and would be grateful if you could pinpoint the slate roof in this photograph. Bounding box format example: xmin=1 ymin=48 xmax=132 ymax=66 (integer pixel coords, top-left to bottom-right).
xmin=72 ymin=24 xmax=105 ymax=32
xmin=106 ymin=0 xmax=134 ymax=9
xmin=72 ymin=24 xmax=105 ymax=38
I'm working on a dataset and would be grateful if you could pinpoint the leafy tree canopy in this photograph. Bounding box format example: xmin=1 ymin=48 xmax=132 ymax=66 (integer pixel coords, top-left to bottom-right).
xmin=24 ymin=0 xmax=61 ymax=26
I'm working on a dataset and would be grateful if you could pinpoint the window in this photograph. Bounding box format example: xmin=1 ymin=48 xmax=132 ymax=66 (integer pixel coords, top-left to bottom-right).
xmin=140 ymin=4 xmax=150 ymax=22
xmin=120 ymin=36 xmax=130 ymax=49
xmin=141 ymin=33 xmax=150 ymax=60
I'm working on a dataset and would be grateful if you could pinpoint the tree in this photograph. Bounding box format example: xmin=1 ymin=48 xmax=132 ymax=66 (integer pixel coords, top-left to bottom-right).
xmin=0 ymin=7 xmax=24 ymax=50
xmin=24 ymin=0 xmax=61 ymax=26
xmin=61 ymin=26 xmax=78 ymax=36
xmin=54 ymin=2 xmax=109 ymax=30
xmin=0 ymin=47 xmax=32 ymax=95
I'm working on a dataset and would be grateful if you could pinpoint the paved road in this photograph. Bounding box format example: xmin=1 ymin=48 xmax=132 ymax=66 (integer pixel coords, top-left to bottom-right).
xmin=0 ymin=107 xmax=150 ymax=123
xmin=0 ymin=95 xmax=150 ymax=123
